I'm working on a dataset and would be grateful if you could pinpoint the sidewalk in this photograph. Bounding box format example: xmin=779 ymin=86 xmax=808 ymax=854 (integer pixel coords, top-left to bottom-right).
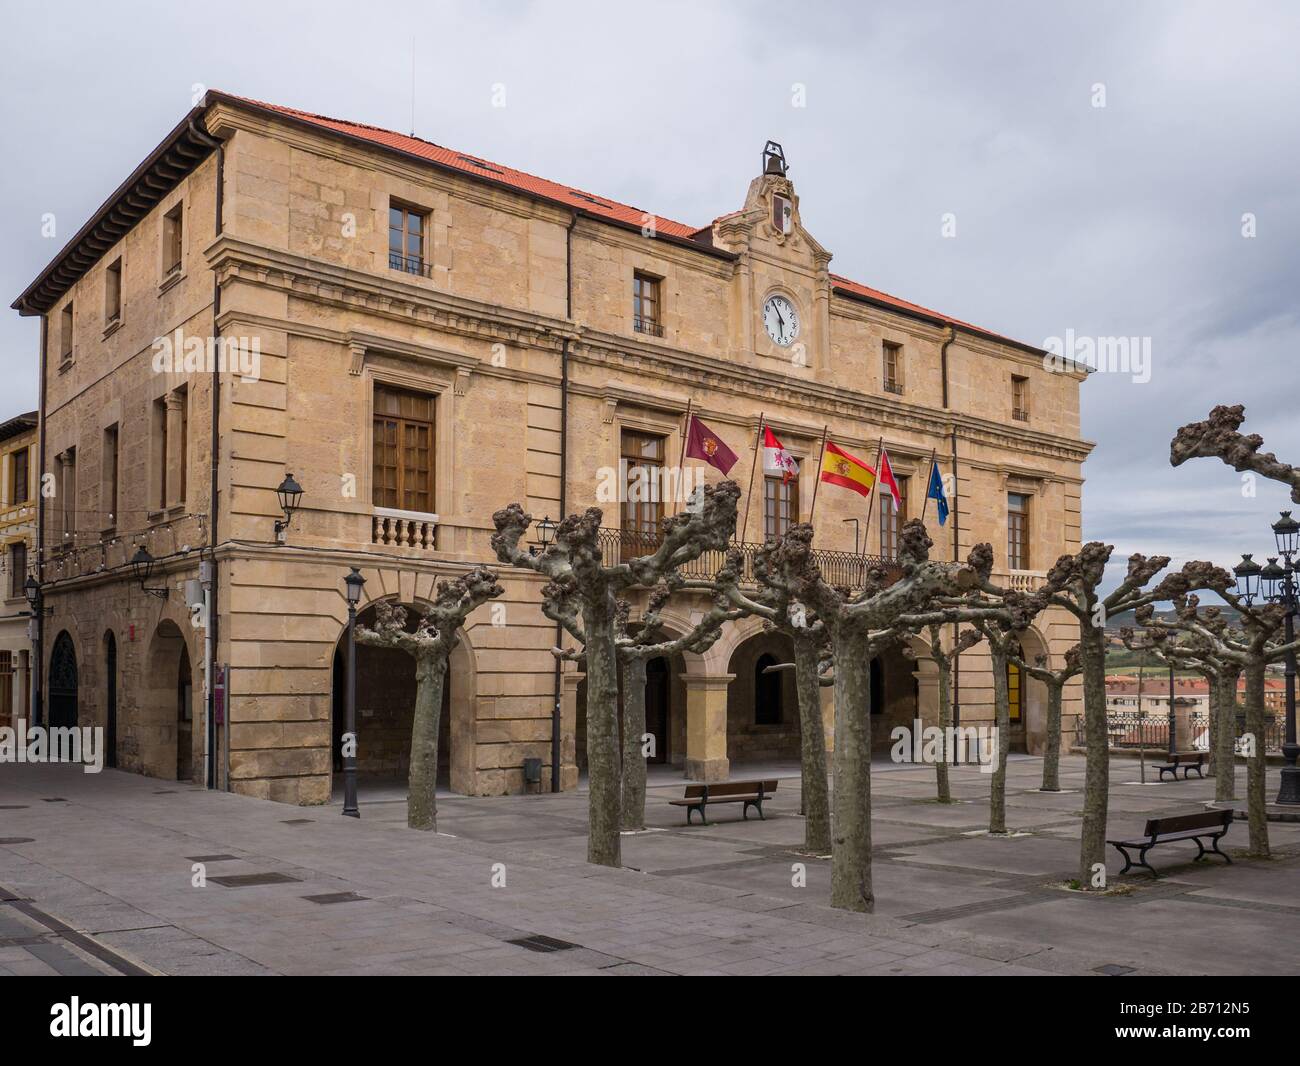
xmin=1 ymin=756 xmax=1297 ymax=975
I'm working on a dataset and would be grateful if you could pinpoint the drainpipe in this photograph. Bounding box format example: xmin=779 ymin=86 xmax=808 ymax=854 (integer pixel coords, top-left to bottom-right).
xmin=189 ymin=117 xmax=224 ymax=790
xmin=551 ymin=213 xmax=578 ymax=792
xmin=939 ymin=324 xmax=955 ymax=410
xmin=950 ymin=421 xmax=961 ymax=753
xmin=34 ymin=314 xmax=47 ymax=727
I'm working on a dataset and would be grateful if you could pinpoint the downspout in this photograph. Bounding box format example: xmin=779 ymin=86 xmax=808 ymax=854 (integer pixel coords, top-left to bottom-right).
xmin=552 ymin=212 xmax=577 ymax=792
xmin=940 ymin=325 xmax=959 ymax=747
xmin=189 ymin=117 xmax=224 ymax=790
xmin=34 ymin=314 xmax=47 ymax=727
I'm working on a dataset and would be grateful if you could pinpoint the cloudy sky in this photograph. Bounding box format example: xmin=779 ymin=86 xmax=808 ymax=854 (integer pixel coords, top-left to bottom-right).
xmin=2 ymin=0 xmax=1296 ymax=586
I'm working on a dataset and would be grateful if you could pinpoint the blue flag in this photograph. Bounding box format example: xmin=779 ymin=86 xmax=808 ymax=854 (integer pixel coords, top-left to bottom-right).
xmin=926 ymin=461 xmax=949 ymax=526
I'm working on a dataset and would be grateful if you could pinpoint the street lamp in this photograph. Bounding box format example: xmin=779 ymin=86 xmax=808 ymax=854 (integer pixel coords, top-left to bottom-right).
xmin=23 ymin=575 xmax=41 ymax=726
xmin=1264 ymin=513 xmax=1300 ymax=805
xmin=342 ymin=566 xmax=365 ymax=818
xmin=529 ymin=516 xmax=555 ymax=556
xmin=1233 ymin=554 xmax=1262 ymax=604
xmin=129 ymin=546 xmax=169 ymax=599
xmin=274 ymin=473 xmax=304 ymax=544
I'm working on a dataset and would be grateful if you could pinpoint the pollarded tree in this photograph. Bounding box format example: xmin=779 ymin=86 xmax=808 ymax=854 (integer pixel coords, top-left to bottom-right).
xmin=710 ymin=545 xmax=835 ymax=854
xmin=1134 ymin=593 xmax=1300 ymax=857
xmin=986 ymin=547 xmax=1230 ymax=887
xmin=491 ymin=481 xmax=741 ymax=867
xmin=355 ymin=566 xmax=504 ymax=832
xmin=759 ymin=519 xmax=988 ymax=912
xmin=1171 ymin=404 xmax=1300 ymax=502
xmin=1120 ymin=613 xmax=1241 ymax=801
xmin=1008 ymin=643 xmax=1082 ymax=793
xmin=898 ymin=623 xmax=985 ymax=804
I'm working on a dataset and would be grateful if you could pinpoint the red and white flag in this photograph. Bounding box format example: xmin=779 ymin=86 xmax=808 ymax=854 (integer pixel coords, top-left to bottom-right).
xmin=762 ymin=425 xmax=799 ymax=484
xmin=878 ymin=446 xmax=902 ymax=508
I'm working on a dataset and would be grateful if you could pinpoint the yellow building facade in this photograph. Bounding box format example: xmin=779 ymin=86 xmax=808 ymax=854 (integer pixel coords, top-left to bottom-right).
xmin=0 ymin=412 xmax=37 ymax=730
xmin=12 ymin=92 xmax=1091 ymax=802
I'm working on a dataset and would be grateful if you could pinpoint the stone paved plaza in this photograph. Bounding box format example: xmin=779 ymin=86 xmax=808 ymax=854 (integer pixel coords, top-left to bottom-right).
xmin=1 ymin=755 xmax=1297 ymax=976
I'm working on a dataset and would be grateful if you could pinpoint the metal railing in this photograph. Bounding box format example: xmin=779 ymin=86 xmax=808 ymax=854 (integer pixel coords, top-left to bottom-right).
xmin=633 ymin=316 xmax=665 ymax=338
xmin=1012 ymin=408 xmax=1030 ymax=422
xmin=598 ymin=527 xmax=894 ymax=590
xmin=389 ymin=251 xmax=433 ymax=278
xmin=883 ymin=380 xmax=904 ymax=395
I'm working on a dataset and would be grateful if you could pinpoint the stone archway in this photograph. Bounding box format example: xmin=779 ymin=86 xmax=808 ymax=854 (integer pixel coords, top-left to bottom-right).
xmin=104 ymin=631 xmax=118 ymax=769
xmin=47 ymin=631 xmax=78 ymax=729
xmin=330 ymin=599 xmax=477 ymax=796
xmin=725 ymin=629 xmax=799 ymax=766
xmin=1014 ymin=627 xmax=1051 ymax=755
xmin=140 ymin=619 xmax=197 ymax=780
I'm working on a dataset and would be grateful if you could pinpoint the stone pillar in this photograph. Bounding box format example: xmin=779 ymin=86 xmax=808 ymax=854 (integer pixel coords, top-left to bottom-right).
xmin=165 ymin=391 xmax=185 ymax=508
xmin=684 ymin=673 xmax=732 ymax=782
xmin=560 ymin=670 xmax=583 ymax=791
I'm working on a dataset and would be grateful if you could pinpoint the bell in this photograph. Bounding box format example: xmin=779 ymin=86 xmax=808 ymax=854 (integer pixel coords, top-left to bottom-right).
xmin=762 ymin=140 xmax=788 ymax=176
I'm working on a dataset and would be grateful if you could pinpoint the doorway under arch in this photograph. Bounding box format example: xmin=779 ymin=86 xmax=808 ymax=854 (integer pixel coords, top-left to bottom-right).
xmin=141 ymin=619 xmax=197 ymax=780
xmin=48 ymin=631 xmax=78 ymax=729
xmin=104 ymin=631 xmax=118 ymax=769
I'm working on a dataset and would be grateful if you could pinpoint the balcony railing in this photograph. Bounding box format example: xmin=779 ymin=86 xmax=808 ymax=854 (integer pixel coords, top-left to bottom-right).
xmin=633 ymin=315 xmax=664 ymax=338
xmin=373 ymin=507 xmax=439 ymax=550
xmin=883 ymin=380 xmax=904 ymax=395
xmin=1012 ymin=408 xmax=1029 ymax=422
xmin=597 ymin=527 xmax=894 ymax=591
xmin=389 ymin=252 xmax=433 ymax=278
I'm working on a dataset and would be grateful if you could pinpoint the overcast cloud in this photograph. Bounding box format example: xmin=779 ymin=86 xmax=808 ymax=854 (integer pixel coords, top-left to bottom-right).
xmin=2 ymin=0 xmax=1296 ymax=588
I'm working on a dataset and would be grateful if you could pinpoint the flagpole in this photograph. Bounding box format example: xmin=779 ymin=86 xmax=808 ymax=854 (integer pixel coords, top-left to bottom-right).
xmin=807 ymin=424 xmax=830 ymax=526
xmin=919 ymin=446 xmax=938 ymax=525
xmin=674 ymin=398 xmax=693 ymax=516
xmin=738 ymin=412 xmax=764 ymax=545
xmin=860 ymin=436 xmax=885 ymax=551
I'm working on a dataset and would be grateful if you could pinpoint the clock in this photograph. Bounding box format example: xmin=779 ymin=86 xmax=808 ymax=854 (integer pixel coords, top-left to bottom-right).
xmin=762 ymin=294 xmax=800 ymax=347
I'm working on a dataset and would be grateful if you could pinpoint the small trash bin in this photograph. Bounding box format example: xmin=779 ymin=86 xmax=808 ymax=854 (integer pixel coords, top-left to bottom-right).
xmin=523 ymin=758 xmax=543 ymax=794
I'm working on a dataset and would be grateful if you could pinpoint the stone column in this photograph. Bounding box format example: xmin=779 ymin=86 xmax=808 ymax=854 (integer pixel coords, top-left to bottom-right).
xmin=560 ymin=670 xmax=583 ymax=791
xmin=684 ymin=673 xmax=732 ymax=782
xmin=165 ymin=391 xmax=185 ymax=508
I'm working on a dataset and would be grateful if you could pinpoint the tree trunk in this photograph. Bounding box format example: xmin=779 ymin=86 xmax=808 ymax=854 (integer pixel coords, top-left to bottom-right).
xmin=406 ymin=656 xmax=448 ymax=831
xmin=1041 ymin=680 xmax=1063 ymax=792
xmin=1215 ymin=669 xmax=1239 ymax=803
xmin=934 ymin=649 xmax=952 ymax=803
xmin=793 ymin=635 xmax=831 ymax=853
xmin=989 ymin=644 xmax=1010 ymax=833
xmin=831 ymin=636 xmax=873 ymax=912
xmin=1244 ymin=659 xmax=1270 ymax=859
xmin=1078 ymin=625 xmax=1110 ymax=886
xmin=620 ymin=656 xmax=649 ymax=832
xmin=583 ymin=593 xmax=622 ymax=867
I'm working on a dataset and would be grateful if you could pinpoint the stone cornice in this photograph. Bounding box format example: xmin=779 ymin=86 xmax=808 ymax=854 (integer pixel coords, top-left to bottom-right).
xmin=205 ymin=235 xmax=577 ymax=355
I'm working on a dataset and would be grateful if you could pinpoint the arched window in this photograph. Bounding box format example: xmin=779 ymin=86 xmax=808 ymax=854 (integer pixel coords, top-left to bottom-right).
xmin=755 ymin=653 xmax=783 ymax=725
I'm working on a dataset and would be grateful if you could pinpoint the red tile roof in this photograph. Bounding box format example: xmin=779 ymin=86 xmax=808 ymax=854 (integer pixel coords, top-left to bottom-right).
xmin=220 ymin=93 xmax=1037 ymax=350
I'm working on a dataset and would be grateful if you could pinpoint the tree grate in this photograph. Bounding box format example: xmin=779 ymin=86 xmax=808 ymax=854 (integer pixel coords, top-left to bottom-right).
xmin=302 ymin=892 xmax=369 ymax=905
xmin=210 ymin=872 xmax=302 ymax=887
xmin=0 ymin=838 xmax=35 ymax=845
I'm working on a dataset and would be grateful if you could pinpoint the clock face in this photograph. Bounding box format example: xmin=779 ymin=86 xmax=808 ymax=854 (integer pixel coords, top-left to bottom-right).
xmin=763 ymin=295 xmax=800 ymax=347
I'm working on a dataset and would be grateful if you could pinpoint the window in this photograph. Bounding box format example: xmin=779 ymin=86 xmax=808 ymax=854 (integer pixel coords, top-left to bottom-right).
xmin=9 ymin=543 xmax=26 ymax=600
xmin=373 ymin=385 xmax=434 ymax=512
xmin=152 ymin=398 xmax=168 ymax=511
xmin=1012 ymin=375 xmax=1029 ymax=421
xmin=58 ymin=450 xmax=76 ymax=548
xmin=620 ymin=429 xmax=665 ymax=547
xmin=102 ymin=426 xmax=119 ymax=528
xmin=105 ymin=258 xmax=122 ymax=323
xmin=881 ymin=476 xmax=910 ymax=557
xmin=1008 ymin=492 xmax=1031 ymax=570
xmin=883 ymin=341 xmax=902 ymax=394
xmin=0 ymin=651 xmax=11 ymax=726
xmin=10 ymin=448 xmax=29 ymax=504
xmin=60 ymin=303 xmax=74 ymax=363
xmin=163 ymin=203 xmax=183 ymax=275
xmin=763 ymin=474 xmax=799 ymax=541
xmin=1007 ymin=658 xmax=1022 ymax=722
xmin=389 ymin=202 xmax=428 ymax=275
xmin=632 ymin=272 xmax=663 ymax=336
xmin=755 ymin=653 xmax=784 ymax=724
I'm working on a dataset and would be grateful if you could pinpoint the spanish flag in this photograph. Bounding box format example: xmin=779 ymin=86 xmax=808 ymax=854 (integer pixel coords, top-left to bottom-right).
xmin=819 ymin=440 xmax=876 ymax=497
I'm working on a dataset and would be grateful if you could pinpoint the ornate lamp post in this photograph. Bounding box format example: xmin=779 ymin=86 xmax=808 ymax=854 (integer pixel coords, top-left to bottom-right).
xmin=529 ymin=516 xmax=555 ymax=556
xmin=342 ymin=566 xmax=365 ymax=818
xmin=23 ymin=575 xmax=42 ymax=726
xmin=1167 ymin=662 xmax=1177 ymax=756
xmin=129 ymin=546 xmax=170 ymax=598
xmin=1264 ymin=511 xmax=1299 ymax=804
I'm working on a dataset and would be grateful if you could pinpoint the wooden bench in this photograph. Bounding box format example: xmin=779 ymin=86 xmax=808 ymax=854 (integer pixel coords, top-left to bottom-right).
xmin=669 ymin=780 xmax=778 ymax=826
xmin=1157 ymin=752 xmax=1205 ymax=781
xmin=1107 ymin=809 xmax=1233 ymax=876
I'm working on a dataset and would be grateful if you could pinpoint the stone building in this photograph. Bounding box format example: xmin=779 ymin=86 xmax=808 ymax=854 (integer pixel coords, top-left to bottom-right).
xmin=11 ymin=91 xmax=1091 ymax=803
xmin=0 ymin=411 xmax=38 ymax=730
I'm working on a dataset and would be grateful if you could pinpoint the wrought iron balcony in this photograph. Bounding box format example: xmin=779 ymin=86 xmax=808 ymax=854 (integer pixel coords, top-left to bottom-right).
xmin=388 ymin=251 xmax=433 ymax=278
xmin=597 ymin=527 xmax=894 ymax=591
xmin=883 ymin=380 xmax=904 ymax=396
xmin=633 ymin=315 xmax=664 ymax=338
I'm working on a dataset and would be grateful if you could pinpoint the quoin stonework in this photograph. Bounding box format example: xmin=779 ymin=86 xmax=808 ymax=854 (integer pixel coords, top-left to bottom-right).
xmin=11 ymin=92 xmax=1092 ymax=804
